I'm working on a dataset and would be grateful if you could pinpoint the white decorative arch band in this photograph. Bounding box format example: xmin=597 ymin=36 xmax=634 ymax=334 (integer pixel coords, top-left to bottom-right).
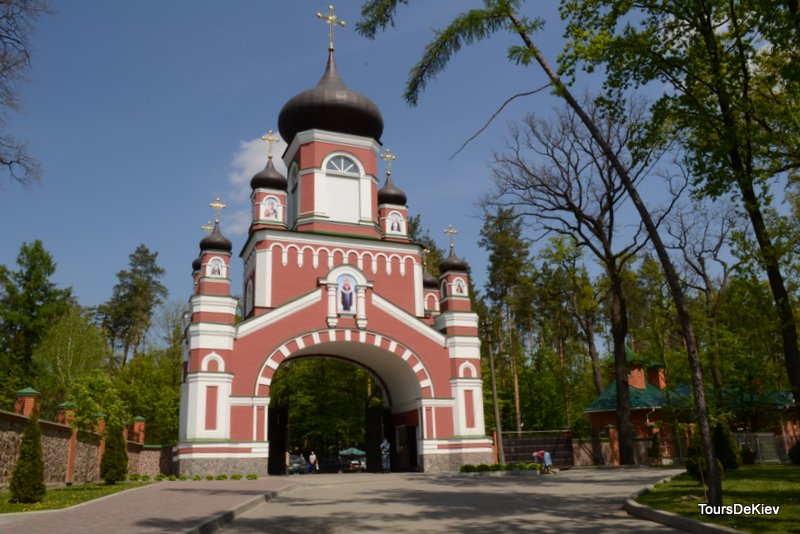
xmin=458 ymin=361 xmax=477 ymax=379
xmin=253 ymin=328 xmax=434 ymax=398
xmin=201 ymin=352 xmax=225 ymax=372
xmin=267 ymin=242 xmax=417 ymax=276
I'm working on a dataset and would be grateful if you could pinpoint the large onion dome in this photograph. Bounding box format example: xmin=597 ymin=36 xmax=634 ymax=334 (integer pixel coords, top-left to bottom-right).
xmin=377 ymin=175 xmax=407 ymax=205
xmin=278 ymin=51 xmax=383 ymax=143
xmin=439 ymin=246 xmax=469 ymax=273
xmin=250 ymin=158 xmax=287 ymax=191
xmin=200 ymin=223 xmax=232 ymax=253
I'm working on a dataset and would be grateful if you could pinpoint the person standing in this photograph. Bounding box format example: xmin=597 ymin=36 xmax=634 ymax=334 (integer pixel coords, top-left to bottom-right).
xmin=380 ymin=437 xmax=391 ymax=473
xmin=309 ymin=451 xmax=318 ymax=474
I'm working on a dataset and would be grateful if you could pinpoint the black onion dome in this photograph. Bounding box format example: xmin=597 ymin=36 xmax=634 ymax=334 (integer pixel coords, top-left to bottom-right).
xmin=192 ymin=256 xmax=202 ymax=272
xmin=378 ymin=175 xmax=407 ymax=205
xmin=200 ymin=223 xmax=232 ymax=253
xmin=423 ymin=269 xmax=439 ymax=289
xmin=250 ymin=158 xmax=287 ymax=190
xmin=278 ymin=51 xmax=384 ymax=143
xmin=439 ymin=246 xmax=469 ymax=273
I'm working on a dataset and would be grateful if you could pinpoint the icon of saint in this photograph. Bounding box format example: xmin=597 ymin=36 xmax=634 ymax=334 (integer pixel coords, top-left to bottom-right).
xmin=340 ymin=278 xmax=354 ymax=312
xmin=263 ymin=199 xmax=278 ymax=219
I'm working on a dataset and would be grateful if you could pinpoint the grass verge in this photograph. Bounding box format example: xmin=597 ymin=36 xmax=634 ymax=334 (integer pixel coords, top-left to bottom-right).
xmin=0 ymin=481 xmax=152 ymax=514
xmin=636 ymin=464 xmax=800 ymax=534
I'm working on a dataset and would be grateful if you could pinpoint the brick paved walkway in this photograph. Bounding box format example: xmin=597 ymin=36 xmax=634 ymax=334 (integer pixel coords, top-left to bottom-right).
xmin=0 ymin=478 xmax=294 ymax=534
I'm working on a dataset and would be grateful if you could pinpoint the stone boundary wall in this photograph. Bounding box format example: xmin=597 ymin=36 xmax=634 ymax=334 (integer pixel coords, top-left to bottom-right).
xmin=502 ymin=431 xmax=574 ymax=467
xmin=0 ymin=410 xmax=165 ymax=488
xmin=572 ymin=437 xmax=653 ymax=466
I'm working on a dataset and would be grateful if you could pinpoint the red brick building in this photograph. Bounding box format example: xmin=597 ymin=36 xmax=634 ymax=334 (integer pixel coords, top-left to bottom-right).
xmin=176 ymin=43 xmax=492 ymax=476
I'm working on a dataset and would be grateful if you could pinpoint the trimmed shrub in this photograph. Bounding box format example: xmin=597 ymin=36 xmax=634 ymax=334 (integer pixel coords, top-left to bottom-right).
xmin=460 ymin=464 xmax=477 ymax=473
xmin=476 ymin=464 xmax=491 ymax=472
xmin=100 ymin=423 xmax=128 ymax=485
xmin=789 ymin=441 xmax=800 ymax=465
xmin=686 ymin=455 xmax=725 ymax=483
xmin=712 ymin=422 xmax=741 ymax=470
xmin=168 ymin=475 xmax=177 ymax=481
xmin=128 ymin=473 xmax=141 ymax=481
xmin=215 ymin=474 xmax=228 ymax=480
xmin=179 ymin=475 xmax=188 ymax=481
xmin=246 ymin=473 xmax=258 ymax=480
xmin=206 ymin=474 xmax=215 ymax=480
xmin=9 ymin=409 xmax=46 ymax=503
xmin=141 ymin=474 xmax=151 ymax=481
xmin=192 ymin=474 xmax=202 ymax=480
xmin=231 ymin=473 xmax=243 ymax=480
xmin=155 ymin=473 xmax=166 ymax=481
xmin=489 ymin=463 xmax=503 ymax=471
xmin=685 ymin=432 xmax=724 ymax=483
xmin=741 ymin=446 xmax=757 ymax=465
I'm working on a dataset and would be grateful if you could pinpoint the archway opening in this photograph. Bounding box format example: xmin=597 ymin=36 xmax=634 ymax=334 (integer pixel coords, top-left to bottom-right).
xmin=268 ymin=356 xmax=390 ymax=474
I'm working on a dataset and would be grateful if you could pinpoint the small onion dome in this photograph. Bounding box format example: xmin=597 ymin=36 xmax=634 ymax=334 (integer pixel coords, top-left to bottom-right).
xmin=250 ymin=158 xmax=287 ymax=190
xmin=439 ymin=246 xmax=469 ymax=273
xmin=192 ymin=256 xmax=202 ymax=272
xmin=278 ymin=50 xmax=384 ymax=143
xmin=199 ymin=222 xmax=232 ymax=253
xmin=423 ymin=269 xmax=439 ymax=289
xmin=377 ymin=175 xmax=407 ymax=206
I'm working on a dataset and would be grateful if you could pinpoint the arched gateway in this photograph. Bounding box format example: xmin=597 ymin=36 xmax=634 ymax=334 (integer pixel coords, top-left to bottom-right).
xmin=176 ymin=27 xmax=493 ymax=476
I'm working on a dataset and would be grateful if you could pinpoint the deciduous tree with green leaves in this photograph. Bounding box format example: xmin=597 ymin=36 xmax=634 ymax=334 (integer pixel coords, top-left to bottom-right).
xmin=33 ymin=303 xmax=110 ymax=415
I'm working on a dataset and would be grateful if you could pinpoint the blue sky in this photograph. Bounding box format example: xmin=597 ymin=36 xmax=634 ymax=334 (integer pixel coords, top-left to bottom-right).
xmin=1 ymin=1 xmax=573 ymax=308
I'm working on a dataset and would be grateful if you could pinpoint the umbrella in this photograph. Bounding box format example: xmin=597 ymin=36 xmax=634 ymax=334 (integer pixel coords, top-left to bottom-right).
xmin=339 ymin=447 xmax=366 ymax=456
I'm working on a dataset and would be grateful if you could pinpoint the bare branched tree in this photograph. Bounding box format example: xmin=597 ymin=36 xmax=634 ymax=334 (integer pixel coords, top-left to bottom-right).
xmin=491 ymin=96 xmax=681 ymax=464
xmin=667 ymin=201 xmax=740 ymax=397
xmin=0 ymin=0 xmax=49 ymax=189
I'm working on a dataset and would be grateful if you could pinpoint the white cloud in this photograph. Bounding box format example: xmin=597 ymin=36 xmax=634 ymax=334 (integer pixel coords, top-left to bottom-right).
xmin=227 ymin=136 xmax=288 ymax=203
xmin=226 ymin=207 xmax=253 ymax=235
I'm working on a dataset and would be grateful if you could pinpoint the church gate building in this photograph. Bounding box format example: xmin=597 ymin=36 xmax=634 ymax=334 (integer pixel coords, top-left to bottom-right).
xmin=176 ymin=20 xmax=492 ymax=475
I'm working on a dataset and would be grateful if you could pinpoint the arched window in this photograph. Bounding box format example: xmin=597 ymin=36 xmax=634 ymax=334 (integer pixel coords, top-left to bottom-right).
xmin=326 ymin=155 xmax=358 ymax=175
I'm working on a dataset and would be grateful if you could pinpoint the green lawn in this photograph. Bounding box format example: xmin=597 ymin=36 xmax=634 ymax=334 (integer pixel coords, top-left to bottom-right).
xmin=636 ymin=465 xmax=800 ymax=534
xmin=0 ymin=481 xmax=152 ymax=514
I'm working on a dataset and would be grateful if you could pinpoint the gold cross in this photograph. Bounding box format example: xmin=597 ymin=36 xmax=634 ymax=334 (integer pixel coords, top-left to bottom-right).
xmin=261 ymin=130 xmax=280 ymax=159
xmin=201 ymin=221 xmax=214 ymax=233
xmin=209 ymin=197 xmax=226 ymax=224
xmin=444 ymin=225 xmax=459 ymax=248
xmin=380 ymin=148 xmax=397 ymax=176
xmin=316 ymin=4 xmax=346 ymax=51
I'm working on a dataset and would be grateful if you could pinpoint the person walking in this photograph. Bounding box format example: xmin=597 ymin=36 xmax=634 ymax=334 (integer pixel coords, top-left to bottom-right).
xmin=380 ymin=437 xmax=391 ymax=473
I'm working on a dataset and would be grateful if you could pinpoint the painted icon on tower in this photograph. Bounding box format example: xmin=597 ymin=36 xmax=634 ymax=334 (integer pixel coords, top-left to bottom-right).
xmin=337 ymin=274 xmax=356 ymax=314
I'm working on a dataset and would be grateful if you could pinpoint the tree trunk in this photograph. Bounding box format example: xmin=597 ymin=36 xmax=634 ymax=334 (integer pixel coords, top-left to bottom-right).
xmin=609 ymin=272 xmax=635 ymax=465
xmin=738 ymin=177 xmax=800 ymax=417
xmin=488 ymin=333 xmax=505 ymax=464
xmin=580 ymin=315 xmax=604 ymax=394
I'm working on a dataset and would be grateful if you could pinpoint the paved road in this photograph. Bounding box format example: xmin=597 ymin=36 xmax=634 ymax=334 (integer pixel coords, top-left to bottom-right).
xmin=218 ymin=467 xmax=684 ymax=534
